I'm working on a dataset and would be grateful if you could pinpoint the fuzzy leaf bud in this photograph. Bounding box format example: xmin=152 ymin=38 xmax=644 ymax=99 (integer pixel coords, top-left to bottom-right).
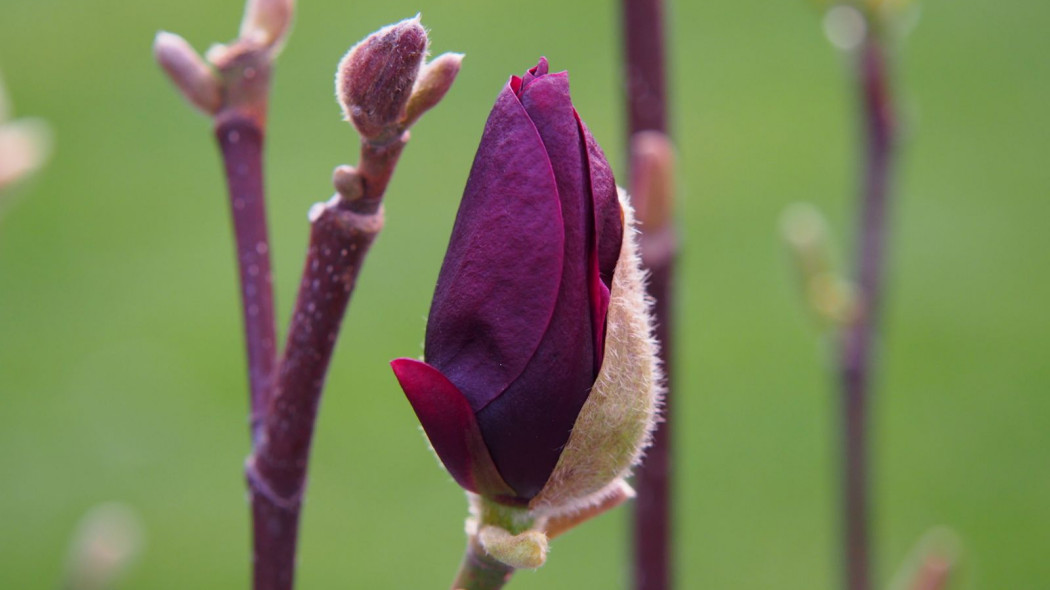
xmin=239 ymin=0 xmax=295 ymax=49
xmin=153 ymin=31 xmax=222 ymax=116
xmin=401 ymin=52 xmax=464 ymax=129
xmin=336 ymin=16 xmax=428 ymax=142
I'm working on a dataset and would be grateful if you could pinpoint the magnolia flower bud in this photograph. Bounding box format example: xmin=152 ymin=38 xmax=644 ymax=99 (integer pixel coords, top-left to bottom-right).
xmin=392 ymin=60 xmax=659 ymax=529
xmin=336 ymin=16 xmax=428 ymax=142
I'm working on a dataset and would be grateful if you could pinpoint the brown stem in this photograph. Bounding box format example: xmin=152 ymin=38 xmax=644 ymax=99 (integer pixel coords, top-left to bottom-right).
xmin=623 ymin=1 xmax=674 ymax=588
xmin=839 ymin=35 xmax=896 ymax=590
xmin=450 ymin=536 xmax=515 ymax=590
xmin=215 ymin=114 xmax=278 ymax=441
xmin=246 ymin=199 xmax=384 ymax=590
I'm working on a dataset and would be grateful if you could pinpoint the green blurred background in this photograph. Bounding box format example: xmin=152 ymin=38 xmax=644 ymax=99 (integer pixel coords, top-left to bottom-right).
xmin=1 ymin=0 xmax=1047 ymax=587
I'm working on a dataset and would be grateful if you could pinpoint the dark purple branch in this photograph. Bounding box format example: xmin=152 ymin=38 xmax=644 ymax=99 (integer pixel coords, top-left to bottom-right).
xmin=246 ymin=201 xmax=383 ymax=590
xmin=449 ymin=536 xmax=514 ymax=590
xmin=839 ymin=36 xmax=896 ymax=590
xmin=216 ymin=115 xmax=278 ymax=441
xmin=623 ymin=1 xmax=675 ymax=590
xmin=352 ymin=138 xmax=407 ymax=215
xmin=623 ymin=0 xmax=668 ymax=134
xmin=243 ymin=131 xmax=404 ymax=590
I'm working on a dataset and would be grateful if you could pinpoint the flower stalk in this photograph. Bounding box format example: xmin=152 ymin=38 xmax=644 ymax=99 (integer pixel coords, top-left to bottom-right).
xmin=622 ymin=0 xmax=676 ymax=589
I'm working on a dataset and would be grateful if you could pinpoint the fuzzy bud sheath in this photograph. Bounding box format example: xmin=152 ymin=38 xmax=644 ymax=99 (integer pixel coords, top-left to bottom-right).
xmin=392 ymin=59 xmax=660 ymax=571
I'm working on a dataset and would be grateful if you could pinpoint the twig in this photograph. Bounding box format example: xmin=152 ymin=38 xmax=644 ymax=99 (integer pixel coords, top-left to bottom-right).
xmin=154 ymin=3 xmax=286 ymax=441
xmin=622 ymin=1 xmax=676 ymax=589
xmin=216 ymin=112 xmax=278 ymax=440
xmin=839 ymin=32 xmax=896 ymax=590
xmin=243 ymin=17 xmax=458 ymax=588
xmin=246 ymin=190 xmax=384 ymax=590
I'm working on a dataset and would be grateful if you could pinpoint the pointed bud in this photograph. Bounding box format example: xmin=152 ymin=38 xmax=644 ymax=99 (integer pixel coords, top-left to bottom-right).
xmin=336 ymin=16 xmax=428 ymax=141
xmin=154 ymin=31 xmax=222 ymax=116
xmin=401 ymin=52 xmax=463 ymax=129
xmin=239 ymin=0 xmax=295 ymax=49
xmin=477 ymin=526 xmax=548 ymax=569
xmin=0 ymin=119 xmax=51 ymax=191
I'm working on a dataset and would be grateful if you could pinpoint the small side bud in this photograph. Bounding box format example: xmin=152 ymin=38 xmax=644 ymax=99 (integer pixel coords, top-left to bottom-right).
xmin=336 ymin=16 xmax=428 ymax=141
xmin=239 ymin=0 xmax=295 ymax=48
xmin=478 ymin=525 xmax=549 ymax=570
xmin=0 ymin=119 xmax=51 ymax=191
xmin=401 ymin=52 xmax=464 ymax=129
xmin=154 ymin=31 xmax=222 ymax=115
xmin=332 ymin=164 xmax=364 ymax=201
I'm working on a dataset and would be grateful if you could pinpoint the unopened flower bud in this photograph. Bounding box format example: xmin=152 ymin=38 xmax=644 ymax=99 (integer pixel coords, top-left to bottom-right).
xmin=392 ymin=60 xmax=659 ymax=529
xmin=239 ymin=0 xmax=295 ymax=48
xmin=336 ymin=16 xmax=428 ymax=141
xmin=153 ymin=31 xmax=222 ymax=116
xmin=401 ymin=52 xmax=464 ymax=129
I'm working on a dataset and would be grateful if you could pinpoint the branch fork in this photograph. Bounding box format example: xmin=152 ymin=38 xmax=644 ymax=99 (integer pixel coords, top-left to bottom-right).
xmin=155 ymin=5 xmax=461 ymax=590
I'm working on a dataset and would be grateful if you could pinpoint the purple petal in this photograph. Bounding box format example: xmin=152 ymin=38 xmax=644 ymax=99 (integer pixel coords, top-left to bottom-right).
xmin=578 ymin=114 xmax=623 ymax=288
xmin=424 ymin=85 xmax=564 ymax=413
xmin=391 ymin=358 xmax=519 ymax=501
xmin=589 ymin=246 xmax=611 ymax=369
xmin=474 ymin=67 xmax=600 ymax=498
xmin=519 ymin=57 xmax=549 ymax=91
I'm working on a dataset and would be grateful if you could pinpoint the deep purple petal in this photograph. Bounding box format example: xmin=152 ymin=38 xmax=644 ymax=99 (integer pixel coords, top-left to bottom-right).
xmin=519 ymin=57 xmax=549 ymax=91
xmin=578 ymin=113 xmax=623 ymax=288
xmin=391 ymin=358 xmax=519 ymax=501
xmin=589 ymin=245 xmax=611 ymax=370
xmin=469 ymin=64 xmax=603 ymax=498
xmin=424 ymin=85 xmax=564 ymax=413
